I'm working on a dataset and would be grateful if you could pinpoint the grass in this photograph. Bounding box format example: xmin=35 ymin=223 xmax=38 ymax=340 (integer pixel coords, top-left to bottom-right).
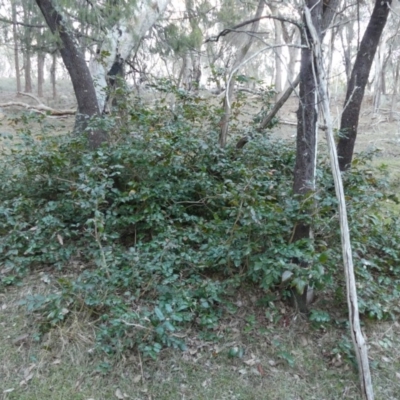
xmin=1 ymin=276 xmax=400 ymax=400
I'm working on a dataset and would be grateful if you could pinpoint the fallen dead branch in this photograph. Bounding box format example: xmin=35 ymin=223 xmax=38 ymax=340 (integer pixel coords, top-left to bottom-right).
xmin=0 ymin=92 xmax=75 ymax=116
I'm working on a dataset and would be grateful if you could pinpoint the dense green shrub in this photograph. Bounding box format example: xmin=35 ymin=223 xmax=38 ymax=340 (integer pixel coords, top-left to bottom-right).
xmin=1 ymin=84 xmax=399 ymax=357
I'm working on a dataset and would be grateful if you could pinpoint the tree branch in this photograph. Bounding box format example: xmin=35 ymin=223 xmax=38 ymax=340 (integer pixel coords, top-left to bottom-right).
xmin=205 ymin=15 xmax=302 ymax=43
xmin=0 ymin=16 xmax=46 ymax=28
xmin=258 ymin=73 xmax=300 ymax=131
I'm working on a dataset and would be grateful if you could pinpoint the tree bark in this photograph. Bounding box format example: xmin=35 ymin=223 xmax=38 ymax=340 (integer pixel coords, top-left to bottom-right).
xmin=337 ymin=0 xmax=392 ymax=171
xmin=270 ymin=5 xmax=283 ymax=100
xmin=373 ymin=39 xmax=387 ymax=113
xmin=291 ymin=0 xmax=323 ymax=312
xmin=191 ymin=52 xmax=202 ymax=92
xmin=105 ymin=58 xmax=125 ymax=111
xmin=289 ymin=0 xmax=339 ymax=312
xmin=89 ymin=0 xmax=171 ymax=111
xmin=339 ymin=29 xmax=350 ymax=86
xmin=50 ymin=52 xmax=57 ymax=99
xmin=35 ymin=0 xmax=107 ymax=149
xmin=326 ymin=22 xmax=338 ymax=88
xmin=281 ymin=21 xmax=300 ymax=90
xmin=24 ymin=49 xmax=32 ymax=93
xmin=37 ymin=52 xmax=45 ymax=97
xmin=12 ymin=0 xmax=21 ymax=95
xmin=22 ymin=2 xmax=33 ymax=93
xmin=389 ymin=61 xmax=399 ymax=122
xmin=177 ymin=53 xmax=189 ymax=89
xmin=184 ymin=0 xmax=202 ymax=93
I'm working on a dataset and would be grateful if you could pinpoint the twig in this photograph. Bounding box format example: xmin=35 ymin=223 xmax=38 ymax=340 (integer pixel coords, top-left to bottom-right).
xmin=120 ymin=320 xmax=152 ymax=331
xmin=0 ymin=16 xmax=46 ymax=28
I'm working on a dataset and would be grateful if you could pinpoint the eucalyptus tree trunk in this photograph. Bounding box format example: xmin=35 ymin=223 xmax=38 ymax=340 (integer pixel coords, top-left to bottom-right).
xmin=186 ymin=0 xmax=202 ymax=93
xmin=12 ymin=0 xmax=21 ymax=94
xmin=381 ymin=55 xmax=389 ymax=95
xmin=22 ymin=1 xmax=33 ymax=93
xmin=23 ymin=50 xmax=32 ymax=93
xmin=177 ymin=53 xmax=189 ymax=89
xmin=288 ymin=0 xmax=339 ymax=312
xmin=269 ymin=5 xmax=283 ymax=100
xmin=35 ymin=0 xmax=107 ymax=149
xmin=50 ymin=52 xmax=57 ymax=99
xmin=326 ymin=23 xmax=338 ymax=88
xmin=337 ymin=0 xmax=392 ymax=171
xmin=339 ymin=19 xmax=353 ymax=86
xmin=281 ymin=24 xmax=300 ymax=90
xmin=373 ymin=39 xmax=387 ymax=113
xmin=291 ymin=0 xmax=323 ymax=312
xmin=191 ymin=52 xmax=202 ymax=92
xmin=37 ymin=52 xmax=45 ymax=97
xmin=90 ymin=0 xmax=171 ymax=112
xmin=390 ymin=61 xmax=399 ymax=122
xmin=219 ymin=0 xmax=264 ymax=147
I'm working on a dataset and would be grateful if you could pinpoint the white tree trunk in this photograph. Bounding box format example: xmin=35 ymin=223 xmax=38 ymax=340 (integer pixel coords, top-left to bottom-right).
xmin=270 ymin=5 xmax=283 ymax=99
xmin=389 ymin=61 xmax=399 ymax=122
xmin=12 ymin=1 xmax=21 ymax=94
xmin=90 ymin=0 xmax=171 ymax=111
xmin=50 ymin=52 xmax=57 ymax=99
xmin=373 ymin=39 xmax=386 ymax=113
xmin=219 ymin=0 xmax=265 ymax=147
xmin=37 ymin=52 xmax=45 ymax=97
xmin=285 ymin=31 xmax=300 ymax=89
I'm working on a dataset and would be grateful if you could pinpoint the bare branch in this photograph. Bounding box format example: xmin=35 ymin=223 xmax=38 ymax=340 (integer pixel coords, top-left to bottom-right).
xmin=258 ymin=73 xmax=300 ymax=131
xmin=18 ymin=92 xmax=43 ymax=105
xmin=0 ymin=16 xmax=46 ymax=28
xmin=224 ymin=44 xmax=303 ymax=110
xmin=205 ymin=15 xmax=302 ymax=43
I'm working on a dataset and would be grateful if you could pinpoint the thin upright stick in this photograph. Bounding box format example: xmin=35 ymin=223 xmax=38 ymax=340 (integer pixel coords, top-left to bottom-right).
xmin=304 ymin=7 xmax=374 ymax=400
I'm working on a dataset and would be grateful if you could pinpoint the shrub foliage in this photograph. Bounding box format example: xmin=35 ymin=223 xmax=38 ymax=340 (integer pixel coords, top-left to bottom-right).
xmin=1 ymin=84 xmax=400 ymax=357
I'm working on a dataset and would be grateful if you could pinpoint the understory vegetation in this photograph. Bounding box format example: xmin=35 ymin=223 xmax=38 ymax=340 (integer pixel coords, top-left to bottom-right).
xmin=1 ymin=84 xmax=400 ymax=360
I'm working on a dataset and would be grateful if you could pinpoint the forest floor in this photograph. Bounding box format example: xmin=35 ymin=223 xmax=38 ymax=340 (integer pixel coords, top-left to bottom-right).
xmin=1 ymin=85 xmax=400 ymax=399
xmin=1 ymin=278 xmax=400 ymax=400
